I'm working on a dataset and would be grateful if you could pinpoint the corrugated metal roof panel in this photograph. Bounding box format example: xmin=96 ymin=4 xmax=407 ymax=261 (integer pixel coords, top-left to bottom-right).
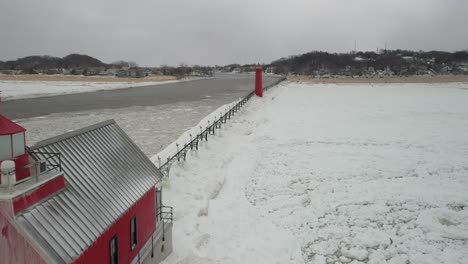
xmin=16 ymin=120 xmax=161 ymax=263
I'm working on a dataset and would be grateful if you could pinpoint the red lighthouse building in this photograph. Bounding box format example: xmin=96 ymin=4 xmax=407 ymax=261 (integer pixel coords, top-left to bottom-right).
xmin=0 ymin=115 xmax=173 ymax=264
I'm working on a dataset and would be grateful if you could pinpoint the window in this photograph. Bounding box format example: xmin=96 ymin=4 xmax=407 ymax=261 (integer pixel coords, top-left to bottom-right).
xmin=131 ymin=217 xmax=137 ymax=249
xmin=110 ymin=236 xmax=118 ymax=264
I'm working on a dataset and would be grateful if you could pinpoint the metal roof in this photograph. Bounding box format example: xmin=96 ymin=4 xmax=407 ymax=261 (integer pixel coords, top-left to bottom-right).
xmin=0 ymin=114 xmax=26 ymax=135
xmin=15 ymin=120 xmax=162 ymax=263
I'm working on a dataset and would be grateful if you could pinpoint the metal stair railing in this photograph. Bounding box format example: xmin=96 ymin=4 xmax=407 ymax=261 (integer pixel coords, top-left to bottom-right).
xmin=157 ymin=205 xmax=174 ymax=242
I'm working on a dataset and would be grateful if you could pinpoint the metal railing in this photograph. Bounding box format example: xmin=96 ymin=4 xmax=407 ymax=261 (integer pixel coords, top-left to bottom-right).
xmin=156 ymin=77 xmax=285 ymax=176
xmin=28 ymin=150 xmax=63 ymax=173
xmin=157 ymin=205 xmax=173 ymax=242
xmin=1 ymin=149 xmax=63 ymax=187
xmin=157 ymin=205 xmax=174 ymax=222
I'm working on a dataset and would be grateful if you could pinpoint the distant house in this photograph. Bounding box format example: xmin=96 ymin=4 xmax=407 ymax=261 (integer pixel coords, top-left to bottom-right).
xmin=439 ymin=66 xmax=452 ymax=74
xmin=46 ymin=68 xmax=64 ymax=75
xmin=342 ymin=66 xmax=352 ymax=76
xmin=71 ymin=68 xmax=85 ymax=75
xmin=399 ymin=67 xmax=410 ymax=76
xmin=265 ymin=66 xmax=276 ymax=74
xmin=117 ymin=68 xmax=146 ymax=78
xmin=84 ymin=67 xmax=105 ymax=76
xmin=384 ymin=66 xmax=394 ymax=76
xmin=457 ymin=65 xmax=468 ymax=74
xmin=62 ymin=69 xmax=72 ymax=75
xmin=84 ymin=69 xmax=98 ymax=76
xmin=0 ymin=70 xmax=20 ymax=75
xmin=116 ymin=69 xmax=127 ymax=77
xmin=99 ymin=68 xmax=119 ymax=76
xmin=0 ymin=116 xmax=173 ymax=264
xmin=416 ymin=69 xmax=435 ymax=76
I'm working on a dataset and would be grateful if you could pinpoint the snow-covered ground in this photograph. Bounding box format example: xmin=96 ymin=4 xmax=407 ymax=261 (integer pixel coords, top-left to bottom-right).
xmin=158 ymin=82 xmax=468 ymax=264
xmin=0 ymin=79 xmax=182 ymax=101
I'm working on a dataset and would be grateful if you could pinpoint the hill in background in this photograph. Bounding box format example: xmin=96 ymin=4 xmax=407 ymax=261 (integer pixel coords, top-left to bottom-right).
xmin=0 ymin=54 xmax=107 ymax=72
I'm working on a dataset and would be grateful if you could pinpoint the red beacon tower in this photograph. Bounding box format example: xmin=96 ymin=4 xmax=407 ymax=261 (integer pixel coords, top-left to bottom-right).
xmin=255 ymin=63 xmax=263 ymax=97
xmin=0 ymin=114 xmax=30 ymax=186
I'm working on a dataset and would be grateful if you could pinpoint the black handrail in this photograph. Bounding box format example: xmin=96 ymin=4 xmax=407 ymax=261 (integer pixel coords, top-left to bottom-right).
xmin=28 ymin=150 xmax=63 ymax=173
xmin=157 ymin=205 xmax=173 ymax=223
xmin=157 ymin=205 xmax=173 ymax=242
xmin=157 ymin=77 xmax=285 ymax=175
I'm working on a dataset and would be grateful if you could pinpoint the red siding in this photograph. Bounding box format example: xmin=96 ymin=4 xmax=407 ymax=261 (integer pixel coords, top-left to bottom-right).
xmin=14 ymin=153 xmax=31 ymax=182
xmin=0 ymin=209 xmax=47 ymax=264
xmin=74 ymin=187 xmax=156 ymax=264
xmin=12 ymin=175 xmax=65 ymax=215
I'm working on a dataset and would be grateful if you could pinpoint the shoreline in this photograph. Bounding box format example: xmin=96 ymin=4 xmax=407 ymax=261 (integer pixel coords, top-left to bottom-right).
xmin=0 ymin=74 xmax=177 ymax=83
xmin=288 ymin=74 xmax=468 ymax=84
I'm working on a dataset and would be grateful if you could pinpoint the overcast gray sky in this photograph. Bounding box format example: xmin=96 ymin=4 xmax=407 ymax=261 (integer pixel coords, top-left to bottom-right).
xmin=1 ymin=0 xmax=467 ymax=66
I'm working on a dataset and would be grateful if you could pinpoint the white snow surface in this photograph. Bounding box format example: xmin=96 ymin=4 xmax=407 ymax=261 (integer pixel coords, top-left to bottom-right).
xmin=158 ymin=81 xmax=468 ymax=264
xmin=0 ymin=79 xmax=183 ymax=101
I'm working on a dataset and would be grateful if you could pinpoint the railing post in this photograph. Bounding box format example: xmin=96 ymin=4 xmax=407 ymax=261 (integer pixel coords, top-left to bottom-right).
xmin=176 ymin=143 xmax=180 ymax=161
xmin=151 ymin=234 xmax=154 ymax=258
xmin=162 ymin=220 xmax=165 ymax=242
xmin=58 ymin=154 xmax=62 ymax=172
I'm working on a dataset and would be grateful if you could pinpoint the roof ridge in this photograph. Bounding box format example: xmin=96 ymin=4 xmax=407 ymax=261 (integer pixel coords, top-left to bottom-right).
xmin=30 ymin=119 xmax=116 ymax=150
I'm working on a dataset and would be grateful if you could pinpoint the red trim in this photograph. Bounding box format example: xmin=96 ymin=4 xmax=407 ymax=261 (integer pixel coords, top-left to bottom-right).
xmin=12 ymin=175 xmax=65 ymax=214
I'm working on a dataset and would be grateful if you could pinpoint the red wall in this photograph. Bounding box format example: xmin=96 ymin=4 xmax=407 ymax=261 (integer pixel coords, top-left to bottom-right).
xmin=74 ymin=187 xmax=156 ymax=264
xmin=0 ymin=208 xmax=47 ymax=264
xmin=13 ymin=175 xmax=65 ymax=215
xmin=14 ymin=153 xmax=31 ymax=182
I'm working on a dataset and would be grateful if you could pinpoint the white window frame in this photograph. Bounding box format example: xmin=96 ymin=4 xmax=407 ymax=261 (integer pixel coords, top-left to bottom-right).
xmin=130 ymin=216 xmax=137 ymax=250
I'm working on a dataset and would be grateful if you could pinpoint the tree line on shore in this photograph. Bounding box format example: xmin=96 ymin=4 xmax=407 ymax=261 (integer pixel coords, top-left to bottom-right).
xmin=266 ymin=50 xmax=468 ymax=76
xmin=1 ymin=50 xmax=467 ymax=77
xmin=0 ymin=54 xmax=214 ymax=77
